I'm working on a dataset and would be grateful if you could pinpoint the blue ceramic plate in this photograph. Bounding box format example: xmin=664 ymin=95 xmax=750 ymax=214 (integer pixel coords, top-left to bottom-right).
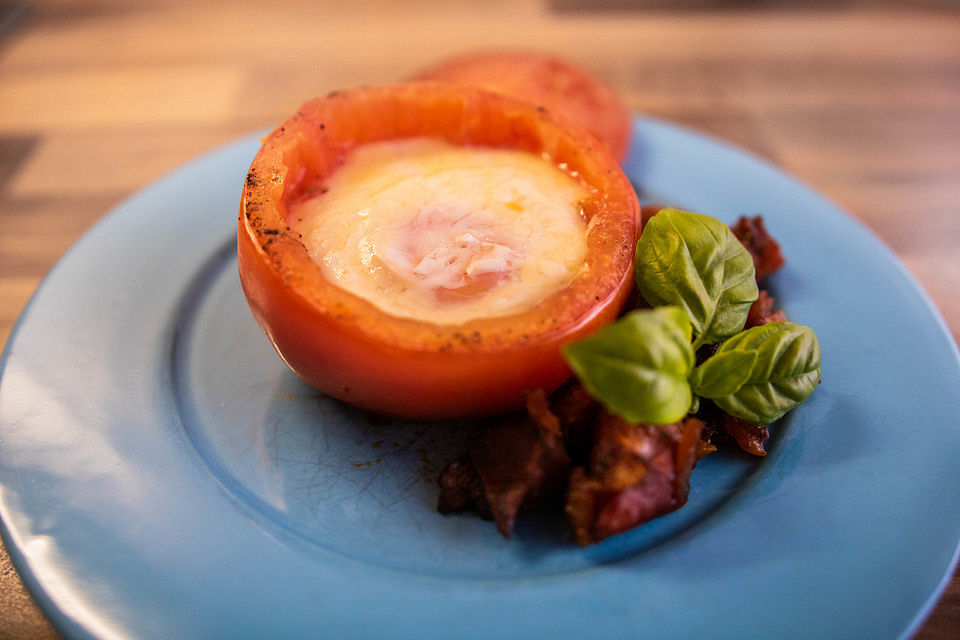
xmin=1 ymin=117 xmax=959 ymax=640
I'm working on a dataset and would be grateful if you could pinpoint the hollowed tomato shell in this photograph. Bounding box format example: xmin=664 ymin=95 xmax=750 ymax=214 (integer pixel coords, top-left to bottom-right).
xmin=238 ymin=83 xmax=639 ymax=420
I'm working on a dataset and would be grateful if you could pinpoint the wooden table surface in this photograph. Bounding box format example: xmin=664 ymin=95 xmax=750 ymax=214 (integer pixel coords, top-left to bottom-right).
xmin=1 ymin=0 xmax=958 ymax=637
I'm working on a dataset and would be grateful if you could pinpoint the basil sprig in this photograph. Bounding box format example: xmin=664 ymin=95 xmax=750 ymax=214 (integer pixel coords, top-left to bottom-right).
xmin=692 ymin=322 xmax=821 ymax=424
xmin=563 ymin=307 xmax=694 ymax=425
xmin=563 ymin=208 xmax=822 ymax=427
xmin=635 ymin=209 xmax=758 ymax=350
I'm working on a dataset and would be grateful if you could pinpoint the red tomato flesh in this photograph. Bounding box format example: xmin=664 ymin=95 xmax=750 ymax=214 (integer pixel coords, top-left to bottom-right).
xmin=413 ymin=51 xmax=633 ymax=162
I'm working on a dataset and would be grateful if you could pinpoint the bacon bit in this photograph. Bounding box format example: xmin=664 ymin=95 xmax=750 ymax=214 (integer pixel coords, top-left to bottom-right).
xmin=548 ymin=380 xmax=599 ymax=448
xmin=722 ymin=415 xmax=770 ymax=457
xmin=696 ymin=440 xmax=718 ymax=460
xmin=731 ymin=216 xmax=786 ymax=282
xmin=639 ymin=204 xmax=664 ymax=232
xmin=437 ymin=455 xmax=489 ymax=516
xmin=437 ymin=396 xmax=571 ymax=537
xmin=565 ymin=412 xmax=706 ymax=546
xmin=674 ymin=418 xmax=705 ymax=503
xmin=747 ymin=290 xmax=789 ymax=328
xmin=525 ymin=388 xmax=563 ymax=438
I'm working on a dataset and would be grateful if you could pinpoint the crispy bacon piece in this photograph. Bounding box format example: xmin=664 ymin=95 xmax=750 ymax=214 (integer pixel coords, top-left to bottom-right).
xmin=437 ymin=455 xmax=489 ymax=517
xmin=565 ymin=413 xmax=705 ymax=546
xmin=639 ymin=204 xmax=663 ymax=233
xmin=437 ymin=390 xmax=571 ymax=537
xmin=722 ymin=415 xmax=770 ymax=457
xmin=747 ymin=289 xmax=788 ymax=328
xmin=696 ymin=399 xmax=770 ymax=457
xmin=525 ymin=386 xmax=563 ymax=438
xmin=696 ymin=438 xmax=718 ymax=460
xmin=732 ymin=215 xmax=785 ymax=282
xmin=547 ymin=380 xmax=599 ymax=462
xmin=440 ymin=389 xmax=715 ymax=543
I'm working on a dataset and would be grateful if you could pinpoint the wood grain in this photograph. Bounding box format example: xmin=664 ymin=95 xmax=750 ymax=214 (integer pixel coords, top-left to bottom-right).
xmin=0 ymin=1 xmax=958 ymax=638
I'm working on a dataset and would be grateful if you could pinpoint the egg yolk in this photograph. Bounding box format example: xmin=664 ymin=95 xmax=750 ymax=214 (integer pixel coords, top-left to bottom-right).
xmin=290 ymin=138 xmax=589 ymax=325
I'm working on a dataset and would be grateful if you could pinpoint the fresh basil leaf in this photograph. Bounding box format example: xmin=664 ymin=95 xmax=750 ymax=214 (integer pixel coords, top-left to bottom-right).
xmin=710 ymin=322 xmax=822 ymax=424
xmin=635 ymin=208 xmax=759 ymax=347
xmin=690 ymin=349 xmax=758 ymax=398
xmin=562 ymin=307 xmax=694 ymax=425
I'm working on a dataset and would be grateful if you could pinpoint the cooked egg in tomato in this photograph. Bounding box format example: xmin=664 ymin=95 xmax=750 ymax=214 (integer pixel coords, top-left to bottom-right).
xmin=291 ymin=138 xmax=590 ymax=325
xmin=239 ymin=84 xmax=639 ymax=418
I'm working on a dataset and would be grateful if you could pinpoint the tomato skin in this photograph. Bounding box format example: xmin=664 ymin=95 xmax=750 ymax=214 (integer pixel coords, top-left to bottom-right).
xmin=412 ymin=51 xmax=633 ymax=162
xmin=238 ymin=83 xmax=638 ymax=419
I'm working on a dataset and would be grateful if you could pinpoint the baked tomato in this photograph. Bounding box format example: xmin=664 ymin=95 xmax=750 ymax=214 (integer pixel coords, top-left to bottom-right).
xmin=238 ymin=83 xmax=638 ymax=419
xmin=412 ymin=51 xmax=633 ymax=162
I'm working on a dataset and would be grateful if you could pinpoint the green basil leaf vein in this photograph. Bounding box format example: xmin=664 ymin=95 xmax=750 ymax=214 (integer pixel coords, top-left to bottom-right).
xmin=710 ymin=322 xmax=822 ymax=425
xmin=635 ymin=208 xmax=759 ymax=347
xmin=562 ymin=307 xmax=694 ymax=425
xmin=690 ymin=349 xmax=758 ymax=398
